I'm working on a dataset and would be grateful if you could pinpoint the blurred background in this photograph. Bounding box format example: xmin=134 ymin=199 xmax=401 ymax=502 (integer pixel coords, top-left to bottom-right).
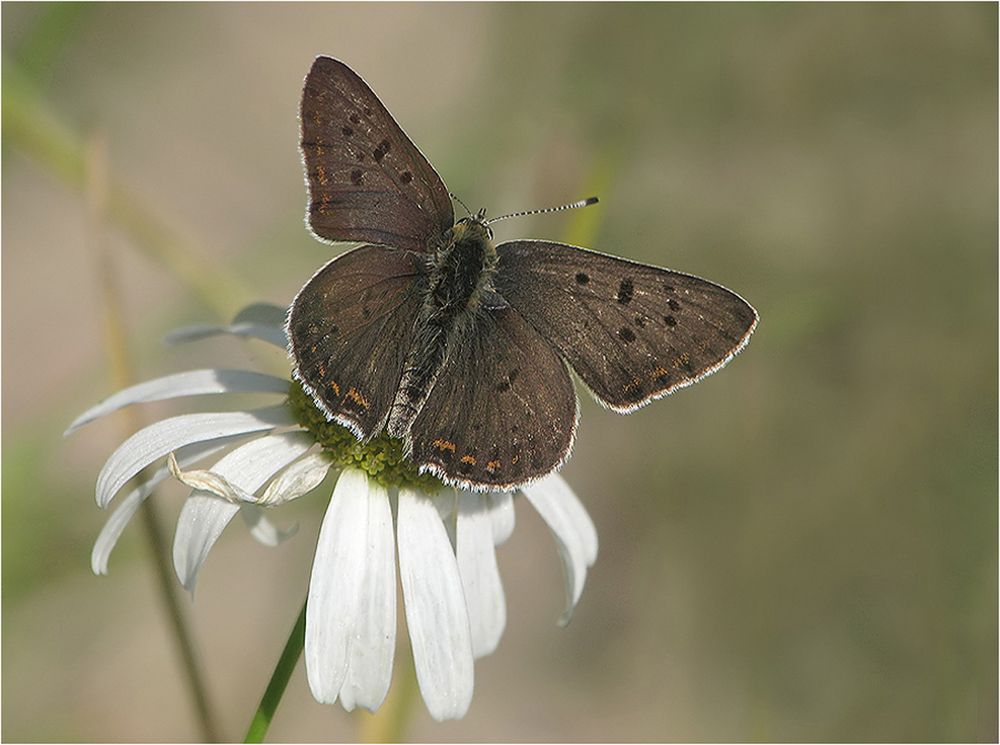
xmin=3 ymin=3 xmax=996 ymax=742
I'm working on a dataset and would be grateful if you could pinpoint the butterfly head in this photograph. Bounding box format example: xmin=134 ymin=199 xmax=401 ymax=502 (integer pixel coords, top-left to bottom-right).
xmin=455 ymin=208 xmax=494 ymax=241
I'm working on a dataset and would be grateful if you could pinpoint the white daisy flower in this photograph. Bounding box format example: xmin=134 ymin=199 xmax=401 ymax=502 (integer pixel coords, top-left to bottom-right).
xmin=69 ymin=303 xmax=598 ymax=721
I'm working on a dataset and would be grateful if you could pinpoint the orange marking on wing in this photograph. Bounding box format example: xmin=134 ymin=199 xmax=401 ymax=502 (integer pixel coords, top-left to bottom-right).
xmin=433 ymin=439 xmax=457 ymax=453
xmin=346 ymin=387 xmax=369 ymax=409
xmin=316 ymin=164 xmax=329 ymax=186
xmin=511 ymin=455 xmax=520 ymax=465
xmin=623 ymin=376 xmax=643 ymax=393
xmin=674 ymin=352 xmax=691 ymax=369
xmin=650 ymin=366 xmax=670 ymax=380
xmin=460 ymin=454 xmax=477 ymax=465
xmin=326 ymin=380 xmax=340 ymax=396
xmin=486 ymin=460 xmax=502 ymax=473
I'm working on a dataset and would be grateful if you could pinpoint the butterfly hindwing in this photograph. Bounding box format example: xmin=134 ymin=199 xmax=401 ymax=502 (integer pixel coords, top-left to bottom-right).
xmin=495 ymin=241 xmax=758 ymax=412
xmin=287 ymin=244 xmax=428 ymax=438
xmin=408 ymin=306 xmax=578 ymax=491
xmin=300 ymin=56 xmax=454 ymax=252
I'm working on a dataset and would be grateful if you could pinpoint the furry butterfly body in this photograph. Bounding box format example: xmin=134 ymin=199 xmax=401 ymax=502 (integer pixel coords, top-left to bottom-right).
xmin=287 ymin=56 xmax=758 ymax=491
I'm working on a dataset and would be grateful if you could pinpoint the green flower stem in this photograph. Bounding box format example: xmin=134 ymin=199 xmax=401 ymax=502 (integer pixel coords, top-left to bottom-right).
xmin=245 ymin=600 xmax=308 ymax=743
xmin=86 ymin=135 xmax=222 ymax=742
xmin=2 ymin=62 xmax=251 ymax=318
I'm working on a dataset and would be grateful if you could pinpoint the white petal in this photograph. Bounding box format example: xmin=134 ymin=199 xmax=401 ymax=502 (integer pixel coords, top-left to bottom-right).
xmin=541 ymin=474 xmax=598 ymax=566
xmin=91 ymin=439 xmax=234 ymax=575
xmin=231 ymin=301 xmax=288 ymax=328
xmin=433 ymin=491 xmax=458 ymax=549
xmin=397 ymin=488 xmax=474 ymax=721
xmin=305 ymin=469 xmax=370 ymax=704
xmin=165 ymin=323 xmax=287 ymax=348
xmin=521 ymin=474 xmax=598 ymax=626
xmin=240 ymin=505 xmax=298 ymax=547
xmin=65 ymin=369 xmax=288 ymax=434
xmin=96 ymin=405 xmax=293 ymax=508
xmin=486 ymin=492 xmax=515 ymax=546
xmin=172 ymin=431 xmax=314 ymax=591
xmin=257 ymin=452 xmax=332 ymax=506
xmin=456 ymin=493 xmax=506 ymax=658
xmin=339 ymin=479 xmax=396 ymax=712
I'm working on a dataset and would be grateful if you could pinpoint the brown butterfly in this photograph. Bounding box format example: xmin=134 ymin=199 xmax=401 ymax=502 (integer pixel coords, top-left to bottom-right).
xmin=287 ymin=56 xmax=758 ymax=491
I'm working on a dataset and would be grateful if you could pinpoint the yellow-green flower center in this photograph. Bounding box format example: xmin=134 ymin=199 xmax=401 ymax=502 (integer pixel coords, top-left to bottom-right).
xmin=287 ymin=381 xmax=444 ymax=493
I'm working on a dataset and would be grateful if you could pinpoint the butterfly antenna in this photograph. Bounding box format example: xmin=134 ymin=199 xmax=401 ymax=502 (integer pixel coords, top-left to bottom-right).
xmin=484 ymin=196 xmax=599 ymax=226
xmin=449 ymin=192 xmax=474 ymax=218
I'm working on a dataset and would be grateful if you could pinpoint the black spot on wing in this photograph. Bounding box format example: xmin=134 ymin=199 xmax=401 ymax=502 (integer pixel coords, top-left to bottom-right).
xmin=616 ymin=278 xmax=634 ymax=305
xmin=373 ymin=138 xmax=391 ymax=162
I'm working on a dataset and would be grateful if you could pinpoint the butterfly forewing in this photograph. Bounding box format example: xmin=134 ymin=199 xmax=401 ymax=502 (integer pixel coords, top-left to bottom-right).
xmin=409 ymin=307 xmax=578 ymax=491
xmin=496 ymin=241 xmax=758 ymax=412
xmin=301 ymin=56 xmax=454 ymax=252
xmin=288 ymin=244 xmax=428 ymax=438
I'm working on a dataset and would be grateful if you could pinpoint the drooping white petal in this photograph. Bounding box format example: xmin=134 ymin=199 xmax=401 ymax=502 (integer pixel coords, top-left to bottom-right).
xmin=256 ymin=452 xmax=333 ymax=506
xmin=172 ymin=431 xmax=315 ymax=591
xmin=521 ymin=473 xmax=598 ymax=626
xmin=397 ymin=488 xmax=474 ymax=721
xmin=305 ymin=469 xmax=371 ymax=704
xmin=91 ymin=438 xmax=239 ymax=575
xmin=96 ymin=406 xmax=294 ymax=508
xmin=548 ymin=473 xmax=598 ymax=566
xmin=338 ymin=479 xmax=396 ymax=712
xmin=230 ymin=301 xmax=289 ymax=328
xmin=65 ymin=369 xmax=288 ymax=434
xmin=165 ymin=322 xmax=287 ymax=349
xmin=240 ymin=505 xmax=298 ymax=547
xmin=456 ymin=492 xmax=506 ymax=658
xmin=433 ymin=490 xmax=458 ymax=549
xmin=486 ymin=491 xmax=515 ymax=546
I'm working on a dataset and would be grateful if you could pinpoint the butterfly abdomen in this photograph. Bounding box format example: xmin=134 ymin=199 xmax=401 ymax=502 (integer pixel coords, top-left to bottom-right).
xmin=387 ymin=220 xmax=499 ymax=439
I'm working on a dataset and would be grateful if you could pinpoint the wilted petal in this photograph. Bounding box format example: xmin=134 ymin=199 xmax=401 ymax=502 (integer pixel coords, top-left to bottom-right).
xmin=521 ymin=473 xmax=597 ymax=626
xmin=456 ymin=493 xmax=506 ymax=658
xmin=65 ymin=369 xmax=288 ymax=434
xmin=168 ymin=453 xmax=254 ymax=503
xmin=397 ymin=488 xmax=474 ymax=721
xmin=172 ymin=431 xmax=314 ymax=591
xmin=486 ymin=492 xmax=515 ymax=546
xmin=240 ymin=505 xmax=298 ymax=547
xmin=91 ymin=438 xmax=237 ymax=575
xmin=305 ymin=469 xmax=370 ymax=704
xmin=339 ymin=479 xmax=396 ymax=712
xmin=96 ymin=406 xmax=293 ymax=508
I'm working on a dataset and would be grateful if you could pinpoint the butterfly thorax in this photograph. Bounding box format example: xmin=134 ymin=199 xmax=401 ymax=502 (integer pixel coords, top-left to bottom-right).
xmin=386 ymin=217 xmax=500 ymax=440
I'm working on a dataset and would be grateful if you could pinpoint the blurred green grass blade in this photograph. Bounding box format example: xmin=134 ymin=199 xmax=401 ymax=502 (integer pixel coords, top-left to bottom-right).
xmin=13 ymin=2 xmax=93 ymax=85
xmin=562 ymin=153 xmax=618 ymax=247
xmin=2 ymin=62 xmax=251 ymax=318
